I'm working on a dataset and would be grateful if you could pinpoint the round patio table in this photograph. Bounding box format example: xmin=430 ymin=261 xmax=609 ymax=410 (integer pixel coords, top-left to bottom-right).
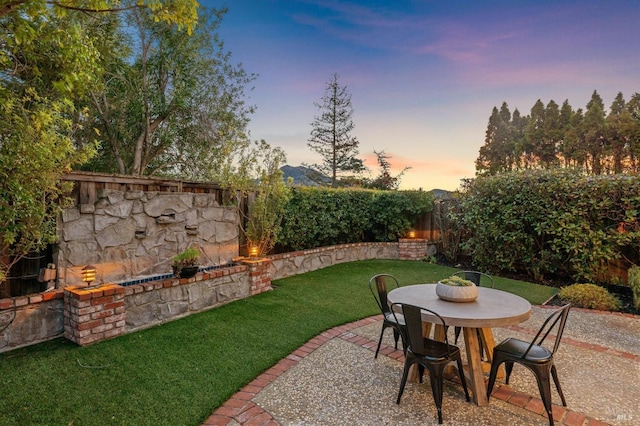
xmin=388 ymin=284 xmax=531 ymax=406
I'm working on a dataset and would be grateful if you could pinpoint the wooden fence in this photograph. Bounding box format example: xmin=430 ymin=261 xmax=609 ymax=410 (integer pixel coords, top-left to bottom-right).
xmin=412 ymin=210 xmax=439 ymax=241
xmin=61 ymin=171 xmax=232 ymax=206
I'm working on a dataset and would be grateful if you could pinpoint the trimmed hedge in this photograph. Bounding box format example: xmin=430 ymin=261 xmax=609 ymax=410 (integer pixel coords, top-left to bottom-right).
xmin=276 ymin=187 xmax=433 ymax=251
xmin=459 ymin=169 xmax=640 ymax=283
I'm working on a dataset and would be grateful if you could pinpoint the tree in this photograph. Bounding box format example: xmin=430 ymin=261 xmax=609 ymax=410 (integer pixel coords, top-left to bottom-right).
xmin=583 ymin=90 xmax=606 ymax=174
xmin=307 ymin=73 xmax=364 ymax=187
xmin=626 ymin=93 xmax=640 ymax=171
xmin=0 ymin=0 xmax=198 ymax=33
xmin=476 ymin=103 xmax=516 ymax=174
xmin=365 ymin=150 xmax=410 ymax=190
xmin=522 ymin=99 xmax=545 ymax=168
xmin=78 ymin=6 xmax=256 ymax=177
xmin=563 ymin=108 xmax=587 ymax=168
xmin=0 ymin=6 xmax=101 ymax=278
xmin=476 ymin=90 xmax=640 ymax=176
xmin=557 ymin=100 xmax=574 ymax=167
xmin=221 ymin=140 xmax=291 ymax=257
xmin=0 ymin=0 xmax=197 ymax=279
xmin=605 ymin=92 xmax=629 ymax=174
xmin=509 ymin=108 xmax=527 ymax=170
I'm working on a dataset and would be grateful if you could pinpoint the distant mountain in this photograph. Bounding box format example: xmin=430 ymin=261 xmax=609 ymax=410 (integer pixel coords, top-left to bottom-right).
xmin=280 ymin=165 xmax=330 ymax=186
xmin=430 ymin=189 xmax=457 ymax=199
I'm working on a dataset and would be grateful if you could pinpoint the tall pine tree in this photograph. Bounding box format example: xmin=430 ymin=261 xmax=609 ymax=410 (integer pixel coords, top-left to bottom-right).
xmin=307 ymin=74 xmax=364 ymax=187
xmin=584 ymin=90 xmax=606 ymax=174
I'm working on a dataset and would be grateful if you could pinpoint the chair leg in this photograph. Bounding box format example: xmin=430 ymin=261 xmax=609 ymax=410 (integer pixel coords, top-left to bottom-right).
xmin=486 ymin=356 xmax=504 ymax=400
xmin=397 ymin=358 xmax=414 ymax=404
xmin=532 ymin=365 xmax=555 ymax=426
xmin=425 ymin=363 xmax=445 ymax=424
xmin=374 ymin=324 xmax=386 ymax=359
xmin=477 ymin=329 xmax=486 ymax=361
xmin=551 ymin=365 xmax=567 ymax=406
xmin=393 ymin=328 xmax=400 ymax=350
xmin=455 ymin=355 xmax=471 ymax=402
xmin=454 ymin=326 xmax=461 ymax=344
xmin=504 ymin=361 xmax=514 ymax=384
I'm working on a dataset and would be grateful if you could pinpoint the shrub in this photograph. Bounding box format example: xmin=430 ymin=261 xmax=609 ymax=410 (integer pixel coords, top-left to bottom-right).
xmin=459 ymin=169 xmax=640 ymax=283
xmin=557 ymin=283 xmax=621 ymax=311
xmin=172 ymin=246 xmax=200 ymax=268
xmin=277 ymin=187 xmax=433 ymax=251
xmin=439 ymin=275 xmax=473 ymax=286
xmin=627 ymin=266 xmax=640 ymax=310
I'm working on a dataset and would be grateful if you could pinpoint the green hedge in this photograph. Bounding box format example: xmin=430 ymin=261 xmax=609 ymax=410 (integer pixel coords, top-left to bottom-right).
xmin=276 ymin=187 xmax=433 ymax=251
xmin=459 ymin=169 xmax=640 ymax=283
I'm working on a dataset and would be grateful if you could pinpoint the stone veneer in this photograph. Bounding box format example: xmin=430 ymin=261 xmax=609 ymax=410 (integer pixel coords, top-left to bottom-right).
xmin=0 ymin=241 xmax=436 ymax=351
xmin=57 ymin=189 xmax=239 ymax=288
xmin=123 ymin=263 xmax=251 ymax=333
xmin=268 ymin=242 xmax=399 ymax=280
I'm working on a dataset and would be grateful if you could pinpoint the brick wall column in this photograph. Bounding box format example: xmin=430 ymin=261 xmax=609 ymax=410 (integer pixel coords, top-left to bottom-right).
xmin=64 ymin=284 xmax=126 ymax=346
xmin=240 ymin=258 xmax=273 ymax=295
xmin=398 ymin=238 xmax=430 ymax=260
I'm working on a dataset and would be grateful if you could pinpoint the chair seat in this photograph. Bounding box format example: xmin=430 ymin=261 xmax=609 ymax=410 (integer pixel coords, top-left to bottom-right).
xmin=413 ymin=338 xmax=460 ymax=360
xmin=384 ymin=312 xmax=404 ymax=325
xmin=495 ymin=337 xmax=552 ymax=363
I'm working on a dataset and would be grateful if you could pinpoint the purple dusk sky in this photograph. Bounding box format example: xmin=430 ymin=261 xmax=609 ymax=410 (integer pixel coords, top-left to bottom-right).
xmin=209 ymin=0 xmax=640 ymax=190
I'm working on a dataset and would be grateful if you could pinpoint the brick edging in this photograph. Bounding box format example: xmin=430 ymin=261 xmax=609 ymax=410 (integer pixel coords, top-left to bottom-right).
xmin=202 ymin=313 xmax=623 ymax=425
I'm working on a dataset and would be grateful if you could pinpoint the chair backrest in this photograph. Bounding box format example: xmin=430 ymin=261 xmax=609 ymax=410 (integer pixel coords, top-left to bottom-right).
xmin=454 ymin=270 xmax=494 ymax=288
xmin=391 ymin=302 xmax=451 ymax=357
xmin=369 ymin=274 xmax=400 ymax=315
xmin=524 ymin=303 xmax=571 ymax=357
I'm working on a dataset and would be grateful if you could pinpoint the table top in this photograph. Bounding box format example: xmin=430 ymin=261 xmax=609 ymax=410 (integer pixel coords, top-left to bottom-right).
xmin=388 ymin=284 xmax=531 ymax=328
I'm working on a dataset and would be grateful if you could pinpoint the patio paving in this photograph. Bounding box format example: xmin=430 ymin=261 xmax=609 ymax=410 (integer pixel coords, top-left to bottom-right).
xmin=203 ymin=306 xmax=640 ymax=426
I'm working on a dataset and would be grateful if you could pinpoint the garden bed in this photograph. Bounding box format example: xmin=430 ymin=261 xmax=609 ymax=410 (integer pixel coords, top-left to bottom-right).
xmin=545 ymin=284 xmax=638 ymax=315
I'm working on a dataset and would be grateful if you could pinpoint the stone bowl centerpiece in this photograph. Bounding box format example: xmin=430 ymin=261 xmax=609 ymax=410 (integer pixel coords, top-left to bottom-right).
xmin=436 ymin=275 xmax=478 ymax=302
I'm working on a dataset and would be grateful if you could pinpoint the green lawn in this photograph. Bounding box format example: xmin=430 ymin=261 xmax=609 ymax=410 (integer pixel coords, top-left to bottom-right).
xmin=0 ymin=260 xmax=556 ymax=425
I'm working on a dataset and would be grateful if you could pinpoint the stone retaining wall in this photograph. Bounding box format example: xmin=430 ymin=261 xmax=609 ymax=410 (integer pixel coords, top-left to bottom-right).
xmin=123 ymin=264 xmax=250 ymax=333
xmin=0 ymin=241 xmax=437 ymax=352
xmin=0 ymin=264 xmax=252 ymax=352
xmin=268 ymin=242 xmax=400 ymax=280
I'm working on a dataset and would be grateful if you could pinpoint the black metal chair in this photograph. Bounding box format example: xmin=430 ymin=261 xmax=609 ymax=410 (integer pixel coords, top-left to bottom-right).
xmin=392 ymin=302 xmax=470 ymax=424
xmin=487 ymin=304 xmax=572 ymax=426
xmin=451 ymin=271 xmax=495 ymax=347
xmin=453 ymin=270 xmax=495 ymax=288
xmin=369 ymin=274 xmax=404 ymax=358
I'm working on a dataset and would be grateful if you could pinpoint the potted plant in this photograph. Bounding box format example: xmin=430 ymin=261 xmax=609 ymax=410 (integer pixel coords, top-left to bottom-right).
xmin=436 ymin=275 xmax=478 ymax=302
xmin=172 ymin=246 xmax=200 ymax=278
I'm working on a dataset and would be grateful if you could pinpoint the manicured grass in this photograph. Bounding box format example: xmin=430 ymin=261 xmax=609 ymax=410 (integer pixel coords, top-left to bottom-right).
xmin=0 ymin=260 xmax=556 ymax=425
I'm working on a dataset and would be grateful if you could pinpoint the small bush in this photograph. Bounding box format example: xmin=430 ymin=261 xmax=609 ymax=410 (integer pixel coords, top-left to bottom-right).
xmin=557 ymin=283 xmax=621 ymax=311
xmin=627 ymin=266 xmax=640 ymax=310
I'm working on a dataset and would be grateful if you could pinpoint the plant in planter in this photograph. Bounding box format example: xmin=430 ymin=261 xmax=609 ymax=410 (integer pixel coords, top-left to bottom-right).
xmin=436 ymin=275 xmax=478 ymax=302
xmin=172 ymin=246 xmax=200 ymax=278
